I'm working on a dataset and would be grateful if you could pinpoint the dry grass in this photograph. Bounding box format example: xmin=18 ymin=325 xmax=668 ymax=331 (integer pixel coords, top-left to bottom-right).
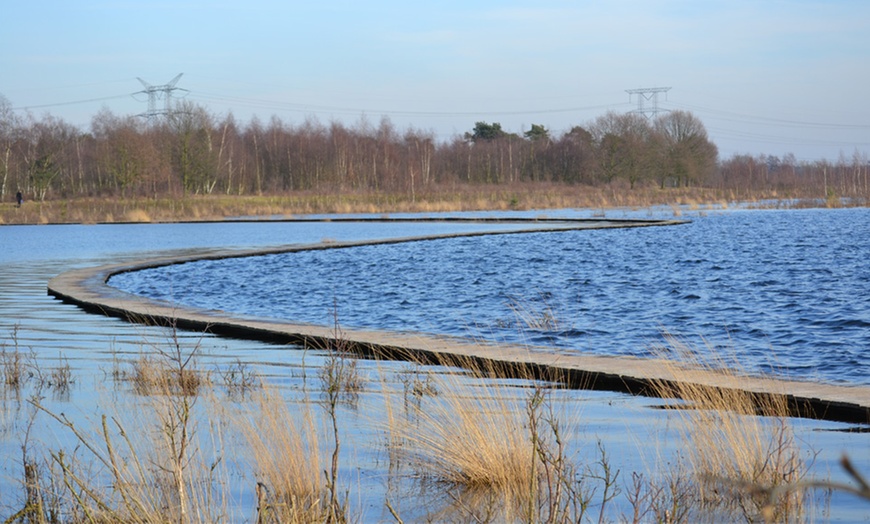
xmin=382 ymin=359 xmax=602 ymax=523
xmin=8 ymin=327 xmax=225 ymax=523
xmin=0 ymin=184 xmax=793 ymax=225
xmin=648 ymin=337 xmax=810 ymax=522
xmin=217 ymin=358 xmax=260 ymax=399
xmin=127 ymin=352 xmax=208 ymax=396
xmin=26 ymin=381 xmax=228 ymax=522
xmin=15 ymin=364 xmax=345 ymax=523
xmin=1 ymin=346 xmax=27 ymax=391
xmin=234 ymin=389 xmax=330 ymax=524
xmin=5 ymin=321 xmax=849 ymax=523
xmin=124 ymin=208 xmax=153 ymax=222
xmin=400 ymin=379 xmax=534 ymax=493
xmin=1 ymin=327 xmax=73 ymax=401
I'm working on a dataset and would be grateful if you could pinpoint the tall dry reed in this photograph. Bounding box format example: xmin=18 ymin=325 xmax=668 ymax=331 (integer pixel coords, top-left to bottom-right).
xmin=0 ymin=184 xmax=794 ymax=225
xmin=13 ymin=326 xmax=226 ymax=523
xmin=234 ymin=388 xmax=330 ymax=524
xmin=381 ymin=359 xmax=621 ymax=523
xmin=648 ymin=336 xmax=810 ymax=522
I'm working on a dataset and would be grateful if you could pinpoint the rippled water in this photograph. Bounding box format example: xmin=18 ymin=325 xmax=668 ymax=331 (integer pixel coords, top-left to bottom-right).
xmin=110 ymin=208 xmax=870 ymax=386
xmin=2 ymin=212 xmax=868 ymax=521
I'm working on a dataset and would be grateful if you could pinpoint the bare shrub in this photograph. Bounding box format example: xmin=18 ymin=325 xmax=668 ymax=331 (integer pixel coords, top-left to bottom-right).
xmin=218 ymin=358 xmax=260 ymax=399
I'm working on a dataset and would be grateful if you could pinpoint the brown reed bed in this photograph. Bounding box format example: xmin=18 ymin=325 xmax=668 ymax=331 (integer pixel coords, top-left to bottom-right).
xmin=0 ymin=184 xmax=801 ymax=225
xmin=3 ymin=326 xmax=864 ymax=523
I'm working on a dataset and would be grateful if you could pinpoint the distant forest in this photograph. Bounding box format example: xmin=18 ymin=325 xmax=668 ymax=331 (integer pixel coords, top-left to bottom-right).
xmin=1 ymin=97 xmax=868 ymax=202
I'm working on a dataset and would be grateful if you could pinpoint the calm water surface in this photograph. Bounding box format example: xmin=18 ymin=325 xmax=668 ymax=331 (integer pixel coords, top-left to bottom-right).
xmin=112 ymin=208 xmax=870 ymax=386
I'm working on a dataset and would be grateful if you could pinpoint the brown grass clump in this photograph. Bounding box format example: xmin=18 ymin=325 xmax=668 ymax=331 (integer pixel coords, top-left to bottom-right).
xmin=234 ymin=389 xmax=330 ymax=523
xmin=406 ymin=381 xmax=533 ymax=493
xmin=129 ymin=352 xmax=207 ymax=397
xmin=1 ymin=346 xmax=27 ymax=391
xmin=384 ymin=366 xmax=535 ymax=516
xmin=648 ymin=337 xmax=810 ymax=522
xmin=384 ymin=360 xmax=592 ymax=523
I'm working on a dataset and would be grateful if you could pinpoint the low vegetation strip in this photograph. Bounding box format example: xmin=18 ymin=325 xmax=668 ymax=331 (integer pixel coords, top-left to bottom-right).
xmin=47 ymin=218 xmax=870 ymax=425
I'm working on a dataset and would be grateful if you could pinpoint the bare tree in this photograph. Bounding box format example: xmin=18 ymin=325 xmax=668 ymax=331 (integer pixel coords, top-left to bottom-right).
xmin=168 ymin=101 xmax=219 ymax=195
xmin=0 ymin=94 xmax=20 ymax=200
xmin=589 ymin=111 xmax=655 ymax=188
xmin=655 ymin=110 xmax=717 ymax=188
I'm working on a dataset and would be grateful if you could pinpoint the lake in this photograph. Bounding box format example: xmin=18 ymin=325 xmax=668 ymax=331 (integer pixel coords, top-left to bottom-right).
xmin=111 ymin=207 xmax=870 ymax=386
xmin=1 ymin=207 xmax=868 ymax=522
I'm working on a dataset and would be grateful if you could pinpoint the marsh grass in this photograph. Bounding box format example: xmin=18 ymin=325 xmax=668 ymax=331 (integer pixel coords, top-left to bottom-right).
xmin=0 ymin=184 xmax=773 ymax=225
xmin=46 ymin=355 xmax=74 ymax=401
xmin=1 ymin=328 xmax=73 ymax=402
xmin=128 ymin=351 xmax=208 ymax=397
xmin=405 ymin=380 xmax=534 ymax=492
xmin=648 ymin=336 xmax=811 ymax=522
xmin=13 ymin=359 xmax=348 ymax=523
xmin=382 ymin=358 xmax=625 ymax=523
xmin=1 ymin=346 xmax=27 ymax=392
xmin=378 ymin=337 xmax=834 ymax=523
xmin=234 ymin=389 xmax=330 ymax=524
xmin=3 ymin=320 xmax=851 ymax=523
xmin=396 ymin=364 xmax=439 ymax=411
xmin=122 ymin=328 xmax=211 ymax=397
xmin=8 ymin=325 xmax=226 ymax=523
xmin=505 ymin=293 xmax=563 ymax=332
xmin=217 ymin=358 xmax=260 ymax=399
xmin=27 ymin=396 xmax=231 ymax=523
xmin=1 ymin=325 xmax=28 ymax=394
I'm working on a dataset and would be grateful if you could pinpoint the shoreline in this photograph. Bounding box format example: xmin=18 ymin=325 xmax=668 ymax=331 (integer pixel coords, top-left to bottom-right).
xmin=46 ymin=217 xmax=870 ymax=425
xmin=3 ymin=186 xmax=863 ymax=226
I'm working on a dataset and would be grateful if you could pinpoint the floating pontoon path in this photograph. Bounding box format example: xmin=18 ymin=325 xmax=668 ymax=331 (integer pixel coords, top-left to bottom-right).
xmin=47 ymin=218 xmax=870 ymax=425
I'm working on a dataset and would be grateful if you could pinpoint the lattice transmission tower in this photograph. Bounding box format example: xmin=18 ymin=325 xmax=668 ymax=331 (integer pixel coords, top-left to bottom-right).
xmin=625 ymin=86 xmax=671 ymax=119
xmin=135 ymin=73 xmax=187 ymax=119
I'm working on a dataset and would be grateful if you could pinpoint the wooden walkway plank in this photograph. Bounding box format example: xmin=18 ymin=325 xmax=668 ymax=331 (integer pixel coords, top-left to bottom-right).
xmin=46 ymin=219 xmax=870 ymax=425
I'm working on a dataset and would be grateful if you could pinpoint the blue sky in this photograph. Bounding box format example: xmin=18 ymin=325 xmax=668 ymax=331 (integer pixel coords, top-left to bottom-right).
xmin=2 ymin=0 xmax=869 ymax=161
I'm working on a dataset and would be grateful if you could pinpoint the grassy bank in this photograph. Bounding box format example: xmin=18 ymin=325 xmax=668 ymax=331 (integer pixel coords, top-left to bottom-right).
xmin=0 ymin=184 xmax=842 ymax=225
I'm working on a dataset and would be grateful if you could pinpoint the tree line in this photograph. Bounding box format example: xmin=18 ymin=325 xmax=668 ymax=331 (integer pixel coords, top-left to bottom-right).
xmin=1 ymin=95 xmax=867 ymax=202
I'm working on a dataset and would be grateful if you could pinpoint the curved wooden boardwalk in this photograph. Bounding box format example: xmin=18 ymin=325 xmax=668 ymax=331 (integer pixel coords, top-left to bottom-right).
xmin=46 ymin=218 xmax=870 ymax=425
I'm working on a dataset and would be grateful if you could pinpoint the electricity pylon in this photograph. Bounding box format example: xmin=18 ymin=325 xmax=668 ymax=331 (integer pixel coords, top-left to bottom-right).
xmin=135 ymin=73 xmax=187 ymax=119
xmin=625 ymin=86 xmax=671 ymax=119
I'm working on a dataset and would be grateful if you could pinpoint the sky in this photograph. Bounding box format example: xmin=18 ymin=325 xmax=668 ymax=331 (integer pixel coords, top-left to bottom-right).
xmin=2 ymin=0 xmax=869 ymax=162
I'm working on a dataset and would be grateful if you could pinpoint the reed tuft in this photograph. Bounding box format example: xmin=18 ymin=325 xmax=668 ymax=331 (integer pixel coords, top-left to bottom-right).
xmin=235 ymin=389 xmax=332 ymax=523
xmin=648 ymin=336 xmax=810 ymax=522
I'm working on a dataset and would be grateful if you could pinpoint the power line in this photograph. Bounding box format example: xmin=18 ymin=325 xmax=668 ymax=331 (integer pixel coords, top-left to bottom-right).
xmin=12 ymin=94 xmax=132 ymax=111
xmin=187 ymin=91 xmax=628 ymax=118
xmin=667 ymin=101 xmax=870 ymax=130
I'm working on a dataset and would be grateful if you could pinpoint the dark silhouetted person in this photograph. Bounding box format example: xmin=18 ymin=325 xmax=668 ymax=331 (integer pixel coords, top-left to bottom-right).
xmin=15 ymin=191 xmax=23 ymax=207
